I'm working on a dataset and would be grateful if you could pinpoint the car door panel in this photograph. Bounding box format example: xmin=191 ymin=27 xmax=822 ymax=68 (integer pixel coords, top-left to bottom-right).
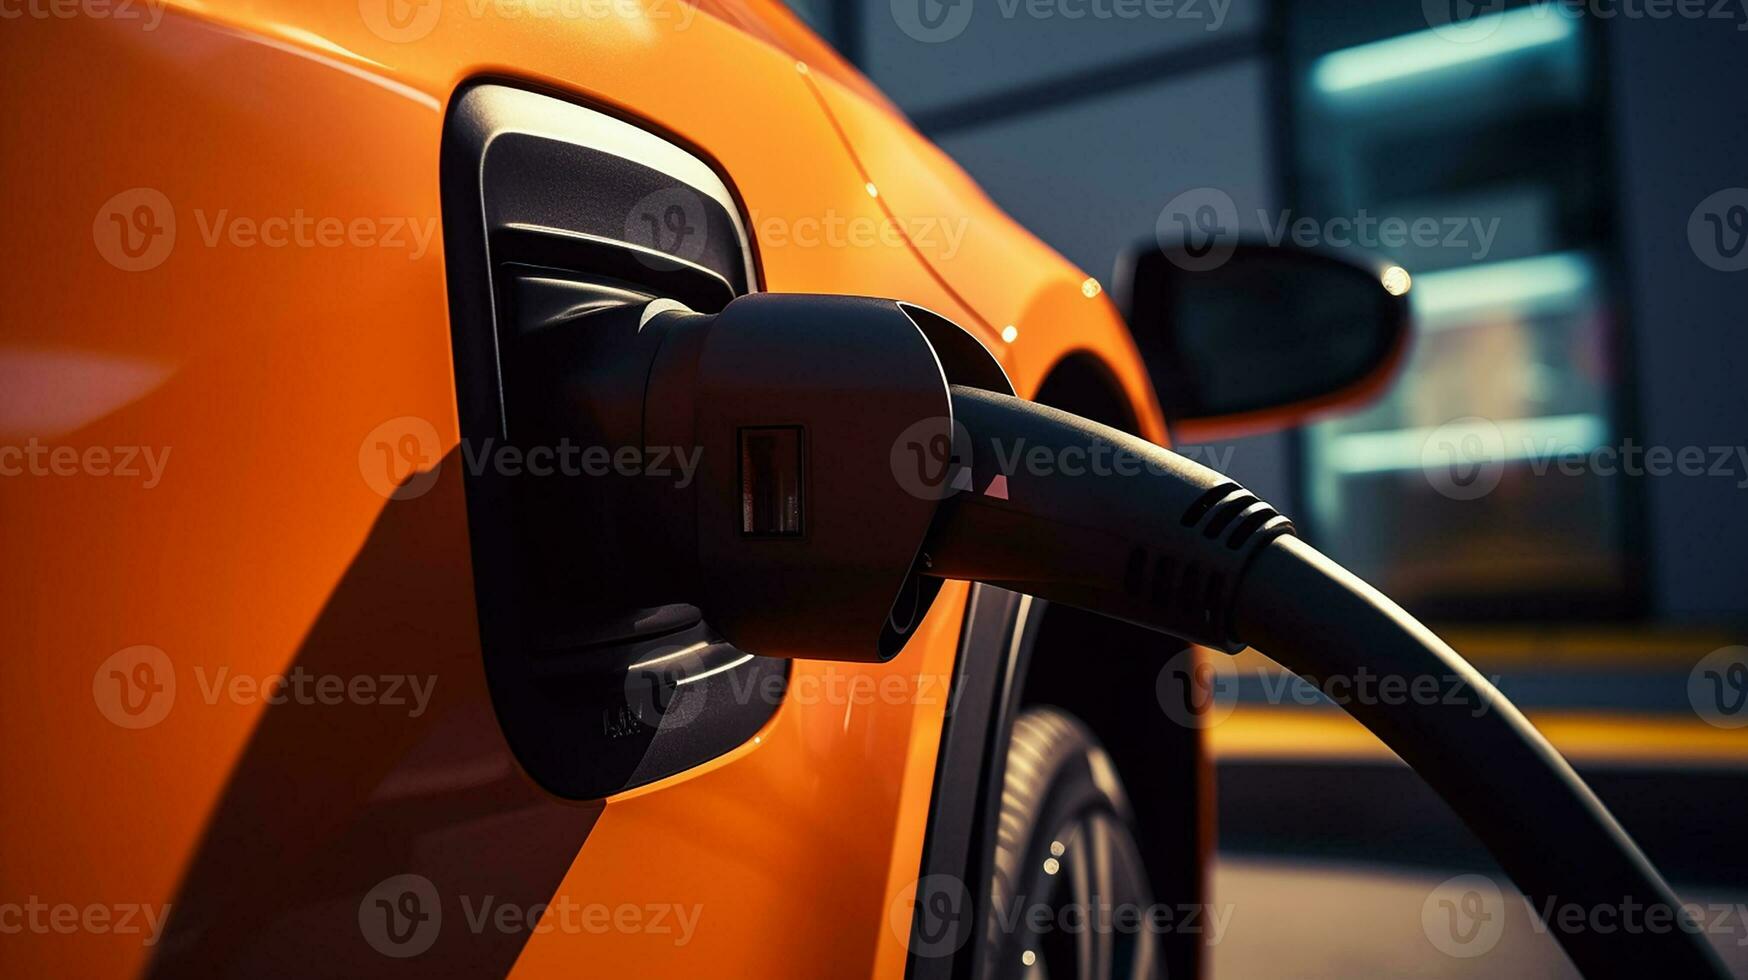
xmin=0 ymin=6 xmax=983 ymax=979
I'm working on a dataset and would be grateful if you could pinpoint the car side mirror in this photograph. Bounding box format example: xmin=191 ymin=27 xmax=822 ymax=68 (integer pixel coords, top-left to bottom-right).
xmin=1113 ymin=241 xmax=1413 ymax=441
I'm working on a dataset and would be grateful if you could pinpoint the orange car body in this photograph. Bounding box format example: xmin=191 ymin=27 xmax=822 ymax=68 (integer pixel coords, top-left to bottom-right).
xmin=1 ymin=1 xmax=1171 ymax=976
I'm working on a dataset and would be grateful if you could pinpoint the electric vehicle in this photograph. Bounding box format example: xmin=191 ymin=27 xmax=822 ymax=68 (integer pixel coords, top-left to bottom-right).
xmin=0 ymin=3 xmax=1726 ymax=979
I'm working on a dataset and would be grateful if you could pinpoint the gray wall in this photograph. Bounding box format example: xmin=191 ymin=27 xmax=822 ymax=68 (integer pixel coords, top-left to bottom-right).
xmin=1607 ymin=20 xmax=1748 ymax=621
xmin=861 ymin=0 xmax=1264 ymax=115
xmin=859 ymin=5 xmax=1296 ymax=512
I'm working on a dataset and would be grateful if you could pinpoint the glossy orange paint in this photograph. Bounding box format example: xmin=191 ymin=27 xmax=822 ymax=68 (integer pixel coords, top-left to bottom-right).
xmin=0 ymin=3 xmax=1168 ymax=979
xmin=804 ymin=70 xmax=1168 ymax=443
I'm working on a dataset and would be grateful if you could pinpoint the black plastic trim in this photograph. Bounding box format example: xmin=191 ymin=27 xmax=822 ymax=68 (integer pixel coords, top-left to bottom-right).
xmin=441 ymin=81 xmax=785 ymax=800
xmin=907 ymin=586 xmax=1042 ymax=980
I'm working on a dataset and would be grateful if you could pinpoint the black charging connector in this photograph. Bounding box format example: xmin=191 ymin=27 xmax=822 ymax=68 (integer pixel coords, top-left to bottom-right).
xmin=922 ymin=385 xmax=1295 ymax=652
xmin=523 ymin=289 xmax=1725 ymax=978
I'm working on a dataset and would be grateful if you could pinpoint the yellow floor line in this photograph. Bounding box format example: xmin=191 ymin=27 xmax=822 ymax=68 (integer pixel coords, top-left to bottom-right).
xmin=1208 ymin=707 xmax=1748 ymax=766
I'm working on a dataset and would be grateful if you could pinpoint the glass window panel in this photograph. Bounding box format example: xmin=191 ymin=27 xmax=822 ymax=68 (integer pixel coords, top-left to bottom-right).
xmin=1287 ymin=1 xmax=1635 ymax=618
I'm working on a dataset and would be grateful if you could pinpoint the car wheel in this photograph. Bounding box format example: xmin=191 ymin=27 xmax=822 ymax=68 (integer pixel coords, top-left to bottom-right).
xmin=983 ymin=706 xmax=1165 ymax=980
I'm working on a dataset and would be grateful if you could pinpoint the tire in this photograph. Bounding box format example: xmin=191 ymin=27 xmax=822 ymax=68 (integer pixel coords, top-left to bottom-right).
xmin=982 ymin=707 xmax=1166 ymax=980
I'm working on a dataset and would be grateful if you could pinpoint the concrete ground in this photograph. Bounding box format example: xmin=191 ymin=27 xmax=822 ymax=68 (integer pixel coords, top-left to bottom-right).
xmin=1202 ymin=639 xmax=1747 ymax=978
xmin=1209 ymin=856 xmax=1748 ymax=979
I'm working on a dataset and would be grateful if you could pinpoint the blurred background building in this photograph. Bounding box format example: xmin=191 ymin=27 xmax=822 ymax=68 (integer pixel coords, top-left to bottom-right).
xmin=782 ymin=0 xmax=1748 ymax=974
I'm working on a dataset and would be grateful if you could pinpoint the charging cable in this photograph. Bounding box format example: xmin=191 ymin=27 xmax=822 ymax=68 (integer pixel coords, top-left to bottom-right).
xmin=923 ymin=385 xmax=1729 ymax=980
